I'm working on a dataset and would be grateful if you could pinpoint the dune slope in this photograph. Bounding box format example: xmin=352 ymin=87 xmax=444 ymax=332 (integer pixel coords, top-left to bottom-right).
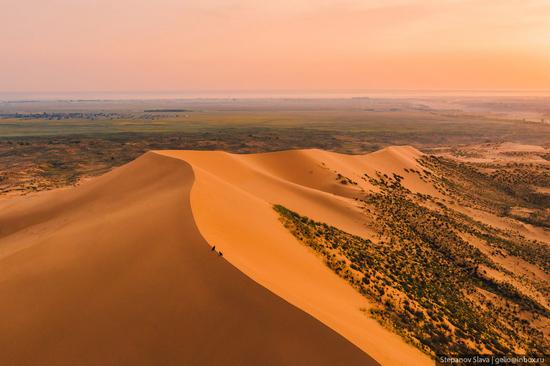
xmin=0 ymin=152 xmax=376 ymax=366
xmin=158 ymin=147 xmax=433 ymax=366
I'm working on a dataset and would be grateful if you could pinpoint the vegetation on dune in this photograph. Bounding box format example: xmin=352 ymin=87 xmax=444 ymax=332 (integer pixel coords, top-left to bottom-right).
xmin=274 ymin=167 xmax=549 ymax=357
xmin=417 ymin=155 xmax=550 ymax=228
xmin=336 ymin=172 xmax=358 ymax=185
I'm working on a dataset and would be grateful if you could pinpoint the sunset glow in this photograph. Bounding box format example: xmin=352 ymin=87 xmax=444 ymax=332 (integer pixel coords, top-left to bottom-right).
xmin=2 ymin=0 xmax=550 ymax=93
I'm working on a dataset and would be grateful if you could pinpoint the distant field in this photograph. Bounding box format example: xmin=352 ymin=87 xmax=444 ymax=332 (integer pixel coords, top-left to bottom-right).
xmin=1 ymin=98 xmax=549 ymax=196
xmin=1 ymin=110 xmax=550 ymax=145
xmin=1 ymin=98 xmax=549 ymax=144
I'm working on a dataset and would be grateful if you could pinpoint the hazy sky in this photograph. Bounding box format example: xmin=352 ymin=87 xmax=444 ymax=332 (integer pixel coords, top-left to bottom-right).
xmin=2 ymin=0 xmax=550 ymax=93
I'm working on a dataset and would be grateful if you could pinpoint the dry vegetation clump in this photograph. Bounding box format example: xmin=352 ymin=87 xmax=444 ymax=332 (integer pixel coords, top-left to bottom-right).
xmin=449 ymin=149 xmax=484 ymax=159
xmin=274 ymin=168 xmax=549 ymax=357
xmin=335 ymin=172 xmax=358 ymax=185
xmin=418 ymin=156 xmax=550 ymax=228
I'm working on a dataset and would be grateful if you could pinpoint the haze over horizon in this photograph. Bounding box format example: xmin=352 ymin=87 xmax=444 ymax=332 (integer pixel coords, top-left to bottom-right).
xmin=2 ymin=0 xmax=550 ymax=93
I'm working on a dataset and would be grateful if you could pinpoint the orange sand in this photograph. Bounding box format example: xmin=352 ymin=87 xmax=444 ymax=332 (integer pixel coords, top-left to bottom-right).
xmin=0 ymin=152 xmax=376 ymax=366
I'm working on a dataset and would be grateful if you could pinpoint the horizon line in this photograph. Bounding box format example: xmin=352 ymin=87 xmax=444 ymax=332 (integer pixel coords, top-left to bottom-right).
xmin=3 ymin=89 xmax=550 ymax=102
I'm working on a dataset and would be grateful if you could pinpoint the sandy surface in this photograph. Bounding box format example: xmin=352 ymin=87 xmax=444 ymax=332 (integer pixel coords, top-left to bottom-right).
xmin=0 ymin=152 xmax=377 ymax=366
xmin=2 ymin=143 xmax=546 ymax=365
xmin=158 ymin=146 xmax=433 ymax=366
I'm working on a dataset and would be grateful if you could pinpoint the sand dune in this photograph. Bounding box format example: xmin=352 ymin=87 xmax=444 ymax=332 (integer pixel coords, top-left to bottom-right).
xmin=157 ymin=147 xmax=433 ymax=366
xmin=0 ymin=146 xmax=434 ymax=365
xmin=0 ymin=147 xmax=440 ymax=365
xmin=0 ymin=152 xmax=376 ymax=366
xmin=2 ymin=136 xmax=548 ymax=365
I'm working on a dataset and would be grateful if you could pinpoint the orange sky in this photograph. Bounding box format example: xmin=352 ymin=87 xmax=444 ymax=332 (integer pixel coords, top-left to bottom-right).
xmin=2 ymin=0 xmax=550 ymax=93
